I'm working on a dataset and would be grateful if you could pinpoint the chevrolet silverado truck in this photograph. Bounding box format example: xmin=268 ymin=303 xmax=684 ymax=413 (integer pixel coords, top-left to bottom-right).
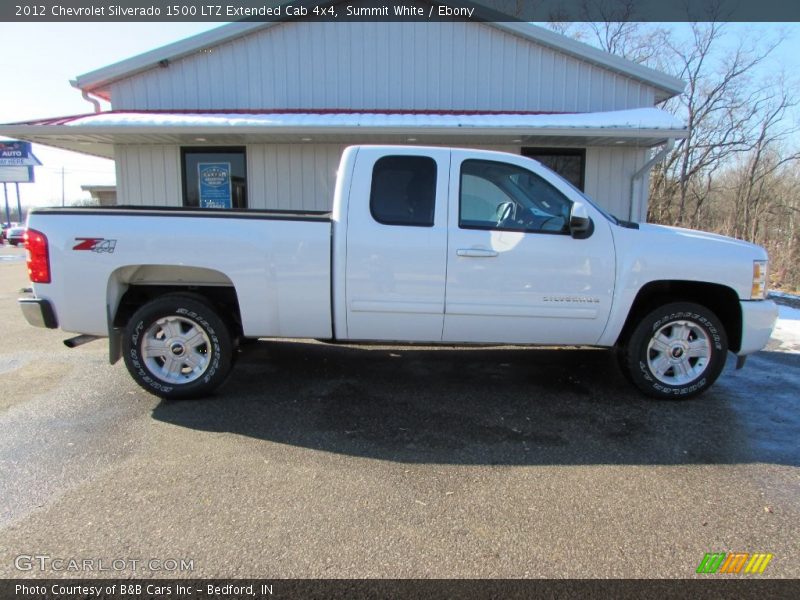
xmin=19 ymin=145 xmax=777 ymax=400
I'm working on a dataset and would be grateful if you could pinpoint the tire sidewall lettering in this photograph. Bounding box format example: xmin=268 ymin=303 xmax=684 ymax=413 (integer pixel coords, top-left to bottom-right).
xmin=123 ymin=296 xmax=232 ymax=399
xmin=628 ymin=302 xmax=728 ymax=400
xmin=652 ymin=311 xmax=722 ymax=350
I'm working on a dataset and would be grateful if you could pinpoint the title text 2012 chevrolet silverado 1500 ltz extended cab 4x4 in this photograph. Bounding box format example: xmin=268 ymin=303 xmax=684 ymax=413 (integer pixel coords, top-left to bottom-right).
xmin=19 ymin=146 xmax=778 ymax=400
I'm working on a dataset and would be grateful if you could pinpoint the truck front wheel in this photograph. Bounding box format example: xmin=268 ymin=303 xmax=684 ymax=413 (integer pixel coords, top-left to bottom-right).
xmin=123 ymin=294 xmax=233 ymax=399
xmin=624 ymin=302 xmax=728 ymax=400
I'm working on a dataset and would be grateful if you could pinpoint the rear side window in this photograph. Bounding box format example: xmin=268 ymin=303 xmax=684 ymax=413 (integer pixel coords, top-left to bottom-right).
xmin=370 ymin=156 xmax=437 ymax=227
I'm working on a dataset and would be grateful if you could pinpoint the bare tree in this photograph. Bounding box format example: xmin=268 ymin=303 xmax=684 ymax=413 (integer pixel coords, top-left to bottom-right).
xmin=727 ymin=87 xmax=800 ymax=240
xmin=549 ymin=2 xmax=669 ymax=67
xmin=650 ymin=23 xmax=785 ymax=227
xmin=551 ymin=18 xmax=800 ymax=289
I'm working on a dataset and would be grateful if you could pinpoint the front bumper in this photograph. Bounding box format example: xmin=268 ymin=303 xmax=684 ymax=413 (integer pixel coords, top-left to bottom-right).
xmin=737 ymin=299 xmax=778 ymax=356
xmin=19 ymin=297 xmax=58 ymax=329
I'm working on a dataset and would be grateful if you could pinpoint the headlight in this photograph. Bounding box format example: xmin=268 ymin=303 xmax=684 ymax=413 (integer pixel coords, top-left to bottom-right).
xmin=751 ymin=260 xmax=768 ymax=299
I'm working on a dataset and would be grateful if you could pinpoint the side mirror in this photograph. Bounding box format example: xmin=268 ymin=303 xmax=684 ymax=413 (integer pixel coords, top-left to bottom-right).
xmin=569 ymin=201 xmax=593 ymax=239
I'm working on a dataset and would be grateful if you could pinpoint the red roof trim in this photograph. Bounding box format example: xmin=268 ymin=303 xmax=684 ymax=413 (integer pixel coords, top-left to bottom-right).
xmin=9 ymin=112 xmax=100 ymax=126
xmin=10 ymin=108 xmax=571 ymax=127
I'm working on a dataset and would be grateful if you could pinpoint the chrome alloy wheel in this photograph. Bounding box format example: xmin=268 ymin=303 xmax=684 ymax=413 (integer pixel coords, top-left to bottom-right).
xmin=141 ymin=315 xmax=212 ymax=384
xmin=646 ymin=319 xmax=712 ymax=385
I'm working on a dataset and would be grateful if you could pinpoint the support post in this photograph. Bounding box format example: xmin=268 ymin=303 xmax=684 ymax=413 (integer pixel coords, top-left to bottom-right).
xmin=629 ymin=138 xmax=675 ymax=222
xmin=3 ymin=183 xmax=10 ymax=226
xmin=15 ymin=182 xmax=22 ymax=223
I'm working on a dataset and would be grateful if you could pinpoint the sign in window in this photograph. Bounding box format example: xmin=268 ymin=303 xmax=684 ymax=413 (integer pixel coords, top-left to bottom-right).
xmin=182 ymin=147 xmax=247 ymax=209
xmin=197 ymin=162 xmax=232 ymax=209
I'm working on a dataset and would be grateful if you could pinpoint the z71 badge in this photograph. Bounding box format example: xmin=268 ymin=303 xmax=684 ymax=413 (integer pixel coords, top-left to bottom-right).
xmin=73 ymin=238 xmax=117 ymax=253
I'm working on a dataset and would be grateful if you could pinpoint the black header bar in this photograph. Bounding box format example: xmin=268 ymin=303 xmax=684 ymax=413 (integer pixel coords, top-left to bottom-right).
xmin=3 ymin=0 xmax=800 ymax=23
xmin=2 ymin=578 xmax=800 ymax=600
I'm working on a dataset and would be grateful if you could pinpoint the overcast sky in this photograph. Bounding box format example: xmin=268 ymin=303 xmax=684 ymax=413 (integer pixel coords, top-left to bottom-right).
xmin=1 ymin=21 xmax=798 ymax=210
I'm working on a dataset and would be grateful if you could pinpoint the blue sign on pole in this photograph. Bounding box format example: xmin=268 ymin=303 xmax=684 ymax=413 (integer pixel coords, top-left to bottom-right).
xmin=0 ymin=141 xmax=41 ymax=167
xmin=197 ymin=162 xmax=232 ymax=209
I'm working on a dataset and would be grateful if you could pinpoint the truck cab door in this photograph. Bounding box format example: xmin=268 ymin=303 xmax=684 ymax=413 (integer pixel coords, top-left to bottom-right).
xmin=343 ymin=147 xmax=451 ymax=342
xmin=443 ymin=150 xmax=616 ymax=345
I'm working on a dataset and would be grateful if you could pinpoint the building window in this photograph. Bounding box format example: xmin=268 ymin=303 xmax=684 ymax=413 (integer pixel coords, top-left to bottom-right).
xmin=369 ymin=155 xmax=437 ymax=227
xmin=459 ymin=159 xmax=571 ymax=234
xmin=521 ymin=148 xmax=585 ymax=191
xmin=181 ymin=147 xmax=247 ymax=209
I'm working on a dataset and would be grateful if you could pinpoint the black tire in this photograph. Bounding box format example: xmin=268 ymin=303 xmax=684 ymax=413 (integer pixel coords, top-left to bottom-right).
xmin=615 ymin=346 xmax=634 ymax=384
xmin=123 ymin=294 xmax=233 ymax=399
xmin=624 ymin=302 xmax=728 ymax=400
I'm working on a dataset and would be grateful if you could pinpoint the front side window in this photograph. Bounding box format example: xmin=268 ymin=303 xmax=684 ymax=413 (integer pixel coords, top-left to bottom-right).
xmin=182 ymin=147 xmax=247 ymax=209
xmin=459 ymin=160 xmax=572 ymax=234
xmin=370 ymin=156 xmax=437 ymax=227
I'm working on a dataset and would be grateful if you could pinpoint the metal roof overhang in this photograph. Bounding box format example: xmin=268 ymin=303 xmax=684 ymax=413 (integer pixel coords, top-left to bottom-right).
xmin=0 ymin=124 xmax=686 ymax=160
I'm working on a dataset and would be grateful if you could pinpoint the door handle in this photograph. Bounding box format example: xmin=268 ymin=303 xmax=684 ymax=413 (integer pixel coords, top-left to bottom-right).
xmin=456 ymin=248 xmax=499 ymax=258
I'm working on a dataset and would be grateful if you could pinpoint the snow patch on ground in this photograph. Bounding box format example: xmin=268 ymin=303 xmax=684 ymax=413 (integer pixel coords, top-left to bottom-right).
xmin=771 ymin=303 xmax=800 ymax=354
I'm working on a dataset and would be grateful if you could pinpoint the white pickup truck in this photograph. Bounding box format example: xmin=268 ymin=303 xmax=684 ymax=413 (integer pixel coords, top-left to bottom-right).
xmin=19 ymin=145 xmax=777 ymax=400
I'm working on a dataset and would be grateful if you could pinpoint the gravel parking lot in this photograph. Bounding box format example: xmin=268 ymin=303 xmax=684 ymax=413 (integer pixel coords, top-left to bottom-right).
xmin=0 ymin=244 xmax=798 ymax=579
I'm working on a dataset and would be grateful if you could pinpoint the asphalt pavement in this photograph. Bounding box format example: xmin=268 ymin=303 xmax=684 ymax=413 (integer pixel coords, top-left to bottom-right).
xmin=0 ymin=244 xmax=798 ymax=579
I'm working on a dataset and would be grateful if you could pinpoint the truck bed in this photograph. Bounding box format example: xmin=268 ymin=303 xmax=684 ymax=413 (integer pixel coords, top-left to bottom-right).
xmin=26 ymin=206 xmax=333 ymax=340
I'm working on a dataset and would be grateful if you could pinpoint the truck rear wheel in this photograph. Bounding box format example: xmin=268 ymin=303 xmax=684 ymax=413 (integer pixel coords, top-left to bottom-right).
xmin=624 ymin=302 xmax=727 ymax=400
xmin=123 ymin=294 xmax=233 ymax=399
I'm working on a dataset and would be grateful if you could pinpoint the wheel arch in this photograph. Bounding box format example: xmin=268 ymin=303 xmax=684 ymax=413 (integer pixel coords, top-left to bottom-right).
xmin=616 ymin=280 xmax=742 ymax=352
xmin=107 ymin=264 xmax=243 ymax=346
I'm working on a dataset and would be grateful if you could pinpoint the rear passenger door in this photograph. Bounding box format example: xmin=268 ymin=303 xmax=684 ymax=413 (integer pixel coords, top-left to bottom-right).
xmin=345 ymin=147 xmax=450 ymax=342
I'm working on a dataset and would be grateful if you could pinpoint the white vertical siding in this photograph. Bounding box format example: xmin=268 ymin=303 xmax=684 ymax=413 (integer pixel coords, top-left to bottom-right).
xmin=115 ymin=143 xmax=652 ymax=219
xmin=116 ymin=143 xmax=346 ymax=210
xmin=109 ymin=21 xmax=656 ymax=112
xmin=584 ymin=146 xmax=649 ymax=220
xmin=115 ymin=145 xmax=182 ymax=207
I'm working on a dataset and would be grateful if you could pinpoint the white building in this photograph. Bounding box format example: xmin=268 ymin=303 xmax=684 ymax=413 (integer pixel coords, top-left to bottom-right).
xmin=80 ymin=185 xmax=117 ymax=206
xmin=1 ymin=18 xmax=686 ymax=221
